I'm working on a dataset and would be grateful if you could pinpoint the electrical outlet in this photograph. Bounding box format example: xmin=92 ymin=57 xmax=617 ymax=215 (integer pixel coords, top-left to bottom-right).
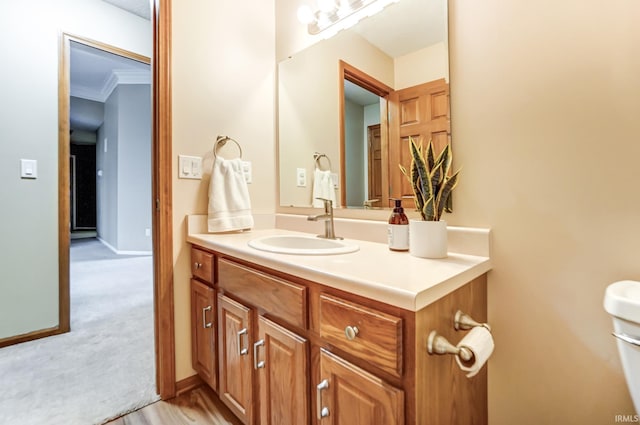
xmin=296 ymin=168 xmax=307 ymax=187
xmin=242 ymin=161 xmax=252 ymax=184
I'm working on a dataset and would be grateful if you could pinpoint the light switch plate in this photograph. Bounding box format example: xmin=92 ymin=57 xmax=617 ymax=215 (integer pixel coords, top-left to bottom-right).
xmin=178 ymin=155 xmax=202 ymax=179
xmin=21 ymin=159 xmax=37 ymax=179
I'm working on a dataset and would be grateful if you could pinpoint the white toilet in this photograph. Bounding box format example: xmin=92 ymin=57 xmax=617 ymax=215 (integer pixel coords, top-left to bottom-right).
xmin=604 ymin=280 xmax=640 ymax=414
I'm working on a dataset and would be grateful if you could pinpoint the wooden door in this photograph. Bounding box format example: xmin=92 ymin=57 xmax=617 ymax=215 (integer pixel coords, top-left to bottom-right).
xmin=218 ymin=294 xmax=254 ymax=425
xmin=256 ymin=316 xmax=309 ymax=425
xmin=191 ymin=279 xmax=216 ymax=391
xmin=367 ymin=124 xmax=383 ymax=208
xmin=318 ymin=349 xmax=404 ymax=425
xmin=388 ymin=79 xmax=450 ymax=208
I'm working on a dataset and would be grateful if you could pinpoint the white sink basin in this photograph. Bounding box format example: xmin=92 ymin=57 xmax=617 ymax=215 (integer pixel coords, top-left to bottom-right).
xmin=248 ymin=235 xmax=359 ymax=255
xmin=604 ymin=280 xmax=640 ymax=323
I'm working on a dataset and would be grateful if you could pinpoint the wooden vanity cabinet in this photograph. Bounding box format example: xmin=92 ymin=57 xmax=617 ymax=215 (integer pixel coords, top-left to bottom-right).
xmin=256 ymin=316 xmax=309 ymax=425
xmin=190 ymin=244 xmax=488 ymax=425
xmin=318 ymin=348 xmax=404 ymax=425
xmin=217 ymin=258 xmax=310 ymax=425
xmin=190 ymin=246 xmax=217 ymax=391
xmin=218 ymin=294 xmax=254 ymax=424
xmin=191 ymin=279 xmax=216 ymax=390
xmin=217 ymin=295 xmax=310 ymax=425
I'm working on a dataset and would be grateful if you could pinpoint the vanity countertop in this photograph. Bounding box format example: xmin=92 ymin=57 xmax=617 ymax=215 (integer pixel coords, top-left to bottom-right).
xmin=187 ymin=227 xmax=491 ymax=312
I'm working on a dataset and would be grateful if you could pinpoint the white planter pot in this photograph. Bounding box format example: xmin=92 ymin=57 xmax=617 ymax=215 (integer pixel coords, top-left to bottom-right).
xmin=409 ymin=220 xmax=448 ymax=259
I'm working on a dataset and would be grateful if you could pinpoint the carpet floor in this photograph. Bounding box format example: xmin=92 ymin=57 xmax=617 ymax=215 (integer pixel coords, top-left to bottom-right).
xmin=0 ymin=238 xmax=159 ymax=425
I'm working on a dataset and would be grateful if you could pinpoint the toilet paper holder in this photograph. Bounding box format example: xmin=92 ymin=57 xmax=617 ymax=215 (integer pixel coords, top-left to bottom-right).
xmin=454 ymin=310 xmax=491 ymax=332
xmin=427 ymin=310 xmax=491 ymax=360
xmin=427 ymin=330 xmax=473 ymax=361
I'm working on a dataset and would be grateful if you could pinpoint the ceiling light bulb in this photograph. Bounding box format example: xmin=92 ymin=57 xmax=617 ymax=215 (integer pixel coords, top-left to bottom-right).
xmin=297 ymin=5 xmax=315 ymax=24
xmin=337 ymin=0 xmax=351 ymax=17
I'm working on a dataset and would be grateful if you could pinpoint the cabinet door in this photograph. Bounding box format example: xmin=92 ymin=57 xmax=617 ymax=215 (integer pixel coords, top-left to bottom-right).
xmin=317 ymin=349 xmax=404 ymax=425
xmin=256 ymin=316 xmax=309 ymax=425
xmin=191 ymin=279 xmax=216 ymax=390
xmin=218 ymin=294 xmax=254 ymax=425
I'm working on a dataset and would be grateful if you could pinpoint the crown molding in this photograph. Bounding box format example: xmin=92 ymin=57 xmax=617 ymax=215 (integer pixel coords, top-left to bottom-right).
xmin=70 ymin=69 xmax=151 ymax=102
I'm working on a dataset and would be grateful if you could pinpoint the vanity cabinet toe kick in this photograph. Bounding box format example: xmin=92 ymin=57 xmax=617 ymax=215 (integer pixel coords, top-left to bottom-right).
xmin=190 ymin=244 xmax=488 ymax=425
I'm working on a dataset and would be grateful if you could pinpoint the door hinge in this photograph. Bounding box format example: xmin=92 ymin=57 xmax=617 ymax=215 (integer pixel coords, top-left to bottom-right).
xmin=156 ymin=198 xmax=160 ymax=212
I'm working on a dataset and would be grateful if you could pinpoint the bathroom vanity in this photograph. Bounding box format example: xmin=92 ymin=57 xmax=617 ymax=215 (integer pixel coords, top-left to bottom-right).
xmin=187 ymin=226 xmax=491 ymax=425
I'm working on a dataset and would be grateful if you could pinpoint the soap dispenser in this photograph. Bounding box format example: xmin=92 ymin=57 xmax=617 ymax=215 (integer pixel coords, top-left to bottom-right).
xmin=388 ymin=199 xmax=409 ymax=251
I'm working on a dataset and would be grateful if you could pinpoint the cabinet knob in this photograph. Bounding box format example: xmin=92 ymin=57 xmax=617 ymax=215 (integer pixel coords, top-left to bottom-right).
xmin=194 ymin=262 xmax=202 ymax=269
xmin=344 ymin=325 xmax=359 ymax=341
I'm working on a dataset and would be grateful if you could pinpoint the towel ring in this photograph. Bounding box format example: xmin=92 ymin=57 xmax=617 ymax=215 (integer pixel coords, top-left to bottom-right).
xmin=313 ymin=152 xmax=332 ymax=171
xmin=214 ymin=135 xmax=243 ymax=159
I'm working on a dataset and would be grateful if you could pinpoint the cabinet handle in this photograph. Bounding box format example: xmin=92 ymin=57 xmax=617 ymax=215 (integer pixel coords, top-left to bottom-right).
xmin=202 ymin=306 xmax=212 ymax=329
xmin=316 ymin=379 xmax=330 ymax=419
xmin=194 ymin=262 xmax=202 ymax=269
xmin=344 ymin=325 xmax=359 ymax=341
xmin=237 ymin=328 xmax=248 ymax=356
xmin=253 ymin=339 xmax=265 ymax=369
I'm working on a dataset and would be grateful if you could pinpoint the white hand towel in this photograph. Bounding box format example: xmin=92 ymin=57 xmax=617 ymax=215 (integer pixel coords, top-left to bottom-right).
xmin=312 ymin=169 xmax=336 ymax=207
xmin=208 ymin=156 xmax=254 ymax=233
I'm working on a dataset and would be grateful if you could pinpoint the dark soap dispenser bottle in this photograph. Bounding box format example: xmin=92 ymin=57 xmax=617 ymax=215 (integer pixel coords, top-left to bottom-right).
xmin=388 ymin=199 xmax=409 ymax=251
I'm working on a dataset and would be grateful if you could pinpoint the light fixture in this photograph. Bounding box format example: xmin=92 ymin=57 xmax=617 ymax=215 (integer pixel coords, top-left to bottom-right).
xmin=298 ymin=0 xmax=400 ymax=39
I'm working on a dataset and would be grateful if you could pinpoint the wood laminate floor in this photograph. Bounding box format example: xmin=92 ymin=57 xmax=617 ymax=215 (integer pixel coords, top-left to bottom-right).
xmin=106 ymin=386 xmax=242 ymax=425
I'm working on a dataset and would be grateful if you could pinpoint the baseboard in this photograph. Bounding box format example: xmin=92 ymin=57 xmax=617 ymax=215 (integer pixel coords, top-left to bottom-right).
xmin=97 ymin=237 xmax=153 ymax=256
xmin=0 ymin=325 xmax=66 ymax=349
xmin=175 ymin=374 xmax=204 ymax=397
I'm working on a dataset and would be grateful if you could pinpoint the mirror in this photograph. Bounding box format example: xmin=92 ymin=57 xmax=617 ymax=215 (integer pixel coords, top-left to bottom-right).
xmin=278 ymin=0 xmax=449 ymax=211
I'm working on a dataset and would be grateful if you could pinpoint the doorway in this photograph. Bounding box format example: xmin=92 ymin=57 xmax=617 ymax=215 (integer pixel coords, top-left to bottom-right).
xmin=62 ymin=36 xmax=157 ymax=416
xmin=339 ymin=61 xmax=392 ymax=209
xmin=59 ymin=21 xmax=175 ymax=400
xmin=70 ymin=144 xmax=97 ymax=236
xmin=68 ymin=39 xmax=153 ymax=253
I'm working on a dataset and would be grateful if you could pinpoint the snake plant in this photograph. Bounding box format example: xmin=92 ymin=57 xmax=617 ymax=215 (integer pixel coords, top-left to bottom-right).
xmin=399 ymin=137 xmax=460 ymax=221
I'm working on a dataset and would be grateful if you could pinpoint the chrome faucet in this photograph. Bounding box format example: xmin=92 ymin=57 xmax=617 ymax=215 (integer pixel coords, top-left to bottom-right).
xmin=363 ymin=198 xmax=380 ymax=209
xmin=307 ymin=198 xmax=341 ymax=240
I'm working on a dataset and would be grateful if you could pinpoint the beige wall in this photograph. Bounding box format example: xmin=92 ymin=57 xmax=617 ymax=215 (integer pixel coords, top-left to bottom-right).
xmin=395 ymin=42 xmax=448 ymax=89
xmin=171 ymin=0 xmax=276 ymax=380
xmin=448 ymin=0 xmax=639 ymax=423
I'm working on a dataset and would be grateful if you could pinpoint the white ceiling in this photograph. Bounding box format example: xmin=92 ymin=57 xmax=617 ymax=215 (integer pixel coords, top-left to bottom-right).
xmin=354 ymin=0 xmax=446 ymax=58
xmin=344 ymin=80 xmax=379 ymax=106
xmin=101 ymin=0 xmax=151 ymax=20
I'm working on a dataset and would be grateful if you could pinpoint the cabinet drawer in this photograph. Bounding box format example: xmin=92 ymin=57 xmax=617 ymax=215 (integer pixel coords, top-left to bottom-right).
xmin=191 ymin=247 xmax=214 ymax=284
xmin=319 ymin=294 xmax=402 ymax=377
xmin=218 ymin=259 xmax=307 ymax=329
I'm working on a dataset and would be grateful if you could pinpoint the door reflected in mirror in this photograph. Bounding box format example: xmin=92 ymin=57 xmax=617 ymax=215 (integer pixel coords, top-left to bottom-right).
xmin=278 ymin=0 xmax=449 ymax=212
xmin=341 ymin=61 xmax=391 ymax=209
